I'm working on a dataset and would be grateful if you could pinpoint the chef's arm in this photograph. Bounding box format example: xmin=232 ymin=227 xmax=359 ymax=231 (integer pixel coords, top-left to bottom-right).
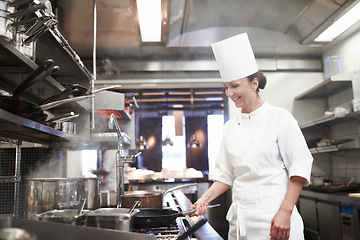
xmin=270 ymin=176 xmax=307 ymax=239
xmin=280 ymin=176 xmax=307 ymax=213
xmin=190 ymin=181 xmax=231 ymax=216
xmin=91 ymin=168 xmax=110 ymax=176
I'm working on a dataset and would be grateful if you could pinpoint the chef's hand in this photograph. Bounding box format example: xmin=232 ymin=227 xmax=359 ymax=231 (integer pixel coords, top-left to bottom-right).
xmin=270 ymin=208 xmax=291 ymax=240
xmin=189 ymin=197 xmax=208 ymax=217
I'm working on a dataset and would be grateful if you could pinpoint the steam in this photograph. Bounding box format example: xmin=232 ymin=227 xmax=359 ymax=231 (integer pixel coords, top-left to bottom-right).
xmin=97 ymin=58 xmax=121 ymax=75
xmin=26 ymin=152 xmax=63 ymax=179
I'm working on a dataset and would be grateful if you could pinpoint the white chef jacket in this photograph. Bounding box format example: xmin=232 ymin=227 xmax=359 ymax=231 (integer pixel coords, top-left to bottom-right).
xmin=102 ymin=149 xmax=129 ymax=191
xmin=211 ymin=102 xmax=313 ymax=240
xmin=102 ymin=149 xmax=117 ymax=191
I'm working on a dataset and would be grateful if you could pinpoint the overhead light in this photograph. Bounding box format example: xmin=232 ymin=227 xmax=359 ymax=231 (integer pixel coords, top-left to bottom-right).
xmin=188 ymin=134 xmax=201 ymax=148
xmin=136 ymin=0 xmax=162 ymax=42
xmin=136 ymin=135 xmax=148 ymax=150
xmin=315 ymin=2 xmax=360 ymax=42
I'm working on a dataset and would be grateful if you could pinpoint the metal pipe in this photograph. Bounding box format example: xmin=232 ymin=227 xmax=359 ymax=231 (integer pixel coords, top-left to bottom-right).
xmin=91 ymin=0 xmax=97 ymax=130
xmin=14 ymin=140 xmax=21 ymax=216
xmin=108 ymin=113 xmax=124 ymax=207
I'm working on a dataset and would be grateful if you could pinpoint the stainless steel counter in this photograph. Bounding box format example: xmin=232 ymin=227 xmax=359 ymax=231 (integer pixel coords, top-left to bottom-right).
xmin=0 ymin=216 xmax=156 ymax=240
xmin=301 ymin=189 xmax=360 ymax=205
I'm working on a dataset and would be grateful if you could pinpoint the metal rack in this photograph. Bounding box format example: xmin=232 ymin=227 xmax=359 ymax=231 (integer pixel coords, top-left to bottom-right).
xmin=0 ymin=12 xmax=93 ymax=218
xmin=0 ymin=138 xmax=21 ymax=216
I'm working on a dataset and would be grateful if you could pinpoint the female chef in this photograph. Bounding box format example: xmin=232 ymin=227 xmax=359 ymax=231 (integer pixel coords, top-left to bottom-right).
xmin=190 ymin=33 xmax=313 ymax=240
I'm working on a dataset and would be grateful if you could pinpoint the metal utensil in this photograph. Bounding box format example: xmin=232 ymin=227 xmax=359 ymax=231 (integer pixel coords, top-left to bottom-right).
xmin=77 ymin=198 xmax=87 ymax=215
xmin=127 ymin=200 xmax=140 ymax=213
xmin=179 ymin=203 xmax=220 ymax=216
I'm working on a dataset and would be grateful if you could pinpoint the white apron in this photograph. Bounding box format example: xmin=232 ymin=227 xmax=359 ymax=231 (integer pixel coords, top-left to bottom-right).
xmin=212 ymin=103 xmax=310 ymax=240
xmin=226 ymin=188 xmax=304 ymax=240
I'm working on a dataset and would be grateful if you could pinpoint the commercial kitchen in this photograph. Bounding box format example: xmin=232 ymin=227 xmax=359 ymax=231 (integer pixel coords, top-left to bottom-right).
xmin=1 ymin=0 xmax=360 ymax=239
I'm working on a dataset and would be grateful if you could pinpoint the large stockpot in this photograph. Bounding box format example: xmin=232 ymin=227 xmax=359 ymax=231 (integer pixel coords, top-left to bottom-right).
xmin=25 ymin=177 xmax=100 ymax=219
xmin=121 ymin=183 xmax=197 ymax=208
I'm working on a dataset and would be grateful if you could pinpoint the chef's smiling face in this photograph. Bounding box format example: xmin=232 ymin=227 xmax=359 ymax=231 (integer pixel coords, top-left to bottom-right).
xmin=223 ymin=77 xmax=259 ymax=112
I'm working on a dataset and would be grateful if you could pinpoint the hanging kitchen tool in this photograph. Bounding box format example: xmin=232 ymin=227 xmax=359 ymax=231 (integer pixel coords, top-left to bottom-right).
xmin=132 ymin=204 xmax=220 ymax=229
xmin=35 ymin=84 xmax=123 ymax=111
xmin=0 ymin=58 xmax=54 ymax=106
xmin=8 ymin=0 xmax=34 ymax=8
xmin=7 ymin=3 xmax=46 ymax=19
xmin=121 ymin=183 xmax=197 ymax=209
xmin=0 ymin=64 xmax=59 ymax=123
xmin=40 ymin=85 xmax=88 ymax=105
xmin=23 ymin=17 xmax=57 ymax=45
xmin=12 ymin=59 xmax=53 ymax=98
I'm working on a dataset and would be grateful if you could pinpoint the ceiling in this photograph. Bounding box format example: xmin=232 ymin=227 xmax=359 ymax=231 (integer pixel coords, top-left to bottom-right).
xmin=56 ymin=0 xmax=358 ymax=59
xmin=53 ymin=0 xmax=358 ymax=111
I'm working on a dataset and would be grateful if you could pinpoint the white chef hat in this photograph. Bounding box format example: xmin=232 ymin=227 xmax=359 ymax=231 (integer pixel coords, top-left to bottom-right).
xmin=211 ymin=33 xmax=258 ymax=82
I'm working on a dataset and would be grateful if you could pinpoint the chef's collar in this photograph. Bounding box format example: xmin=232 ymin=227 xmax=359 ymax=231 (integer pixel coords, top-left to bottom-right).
xmin=239 ymin=102 xmax=267 ymax=120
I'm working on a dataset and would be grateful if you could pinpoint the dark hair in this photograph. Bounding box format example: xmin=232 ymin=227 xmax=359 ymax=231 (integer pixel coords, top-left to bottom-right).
xmin=247 ymin=71 xmax=267 ymax=92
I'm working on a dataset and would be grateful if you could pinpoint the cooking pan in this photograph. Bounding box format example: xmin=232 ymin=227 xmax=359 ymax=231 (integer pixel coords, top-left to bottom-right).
xmin=132 ymin=204 xmax=219 ymax=229
xmin=0 ymin=58 xmax=54 ymax=115
xmin=121 ymin=183 xmax=197 ymax=209
xmin=0 ymin=63 xmax=60 ymax=123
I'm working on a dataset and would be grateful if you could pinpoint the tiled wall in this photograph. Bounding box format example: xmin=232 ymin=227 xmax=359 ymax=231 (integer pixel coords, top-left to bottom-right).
xmin=332 ymin=150 xmax=360 ymax=182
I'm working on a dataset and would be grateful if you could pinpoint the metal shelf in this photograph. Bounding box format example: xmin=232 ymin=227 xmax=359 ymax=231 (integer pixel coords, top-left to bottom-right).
xmin=0 ymin=109 xmax=88 ymax=145
xmin=300 ymin=111 xmax=360 ymax=130
xmin=295 ymin=74 xmax=352 ymax=100
xmin=0 ymin=35 xmax=90 ymax=111
xmin=36 ymin=29 xmax=92 ymax=88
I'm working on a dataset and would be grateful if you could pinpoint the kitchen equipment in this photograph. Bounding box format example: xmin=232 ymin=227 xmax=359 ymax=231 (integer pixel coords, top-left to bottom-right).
xmin=121 ymin=183 xmax=197 ymax=209
xmin=85 ymin=207 xmax=140 ymax=231
xmin=45 ymin=111 xmax=79 ymax=127
xmin=0 ymin=59 xmax=58 ymax=122
xmin=340 ymin=204 xmax=357 ymax=240
xmin=0 ymin=4 xmax=15 ymax=40
xmin=54 ymin=121 xmax=76 ymax=134
xmin=128 ymin=200 xmax=141 ymax=213
xmin=100 ymin=190 xmax=118 ymax=208
xmin=77 ymin=198 xmax=86 ymax=215
xmin=7 ymin=3 xmax=46 ymax=19
xmin=25 ymin=177 xmax=100 ymax=220
xmin=0 ymin=1 xmax=15 ymax=13
xmin=36 ymin=209 xmax=88 ymax=225
xmin=0 ymin=227 xmax=36 ymax=240
xmin=177 ymin=218 xmax=207 ymax=240
xmin=14 ymin=32 xmax=36 ymax=60
xmin=133 ymin=204 xmax=220 ymax=229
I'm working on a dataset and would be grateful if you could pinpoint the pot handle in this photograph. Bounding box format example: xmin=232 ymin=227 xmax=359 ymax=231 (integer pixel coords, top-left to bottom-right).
xmin=177 ymin=217 xmax=207 ymax=240
xmin=12 ymin=59 xmax=54 ymax=98
xmin=163 ymin=183 xmax=197 ymax=196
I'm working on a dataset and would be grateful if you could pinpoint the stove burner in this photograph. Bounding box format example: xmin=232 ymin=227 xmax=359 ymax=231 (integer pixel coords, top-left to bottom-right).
xmin=133 ymin=222 xmax=181 ymax=239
